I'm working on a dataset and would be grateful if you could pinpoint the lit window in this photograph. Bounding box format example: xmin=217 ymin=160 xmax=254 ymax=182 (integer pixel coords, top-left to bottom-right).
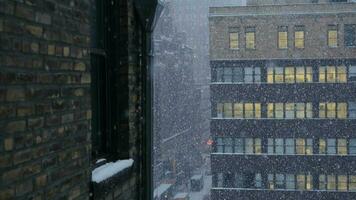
xmin=296 ymin=139 xmax=306 ymax=154
xmin=327 ymin=66 xmax=336 ymax=82
xmin=306 ymin=103 xmax=313 ymax=118
xmin=294 ymin=27 xmax=305 ymax=48
xmin=224 ymin=103 xmax=233 ymax=118
xmin=234 ymin=103 xmax=243 ymax=118
xmin=350 ymin=175 xmax=356 ymax=191
xmin=319 ymin=66 xmax=326 ymax=82
xmin=246 ymin=28 xmax=256 ymax=49
xmin=275 ymin=67 xmax=284 ymax=83
xmin=306 ymin=175 xmax=313 ymax=190
xmin=229 ymin=32 xmax=239 ymax=49
xmin=296 ymin=67 xmax=305 ymax=83
xmin=268 ymin=103 xmax=274 ymax=118
xmin=337 ymin=139 xmax=347 ymax=155
xmin=296 ymin=103 xmax=305 ymax=119
xmin=327 ymin=102 xmax=336 ymax=118
xmin=285 ymin=67 xmax=295 ymax=83
xmin=306 ymin=139 xmax=313 ymax=155
xmin=254 ymin=138 xmax=262 ymax=154
xmin=327 ymin=25 xmax=338 ymax=47
xmin=338 ymin=175 xmax=347 ymax=191
xmin=278 ymin=27 xmax=288 ymax=49
xmin=244 ymin=103 xmax=254 ymax=118
xmin=319 ymin=139 xmax=326 ymax=154
xmin=306 ymin=67 xmax=313 ymax=82
xmin=267 ymin=67 xmax=274 ymax=83
xmin=327 ymin=175 xmax=336 ymax=190
xmin=255 ymin=103 xmax=261 ymax=118
xmin=275 ymin=103 xmax=284 ymax=118
xmin=285 ymin=103 xmax=295 ymax=119
xmin=319 ymin=103 xmax=326 ymax=118
xmin=337 ymin=103 xmax=347 ymax=119
xmin=297 ymin=175 xmax=306 ymax=190
xmin=337 ymin=66 xmax=347 ymax=83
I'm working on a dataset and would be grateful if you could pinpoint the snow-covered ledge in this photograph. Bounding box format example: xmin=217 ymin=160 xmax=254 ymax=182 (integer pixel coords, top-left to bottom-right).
xmin=91 ymin=159 xmax=134 ymax=183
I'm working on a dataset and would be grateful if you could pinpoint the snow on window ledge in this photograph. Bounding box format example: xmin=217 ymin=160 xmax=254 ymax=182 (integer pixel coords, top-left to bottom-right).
xmin=91 ymin=159 xmax=134 ymax=183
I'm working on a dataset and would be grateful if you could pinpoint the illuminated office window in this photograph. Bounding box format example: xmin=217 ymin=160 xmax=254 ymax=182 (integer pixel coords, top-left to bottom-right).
xmin=337 ymin=103 xmax=347 ymax=119
xmin=267 ymin=67 xmax=274 ymax=83
xmin=306 ymin=67 xmax=313 ymax=82
xmin=285 ymin=103 xmax=295 ymax=119
xmin=285 ymin=67 xmax=295 ymax=83
xmin=338 ymin=139 xmax=347 ymax=155
xmin=296 ymin=103 xmax=305 ymax=119
xmin=350 ymin=176 xmax=356 ymax=191
xmin=278 ymin=26 xmax=288 ymax=49
xmin=255 ymin=138 xmax=262 ymax=154
xmin=319 ymin=66 xmax=326 ymax=82
xmin=319 ymin=139 xmax=326 ymax=154
xmin=297 ymin=175 xmax=306 ymax=190
xmin=244 ymin=103 xmax=254 ymax=118
xmin=224 ymin=103 xmax=233 ymax=118
xmin=338 ymin=175 xmax=348 ymax=191
xmin=306 ymin=175 xmax=313 ymax=190
xmin=255 ymin=103 xmax=261 ymax=118
xmin=306 ymin=103 xmax=313 ymax=118
xmin=327 ymin=175 xmax=336 ymax=190
xmin=328 ymin=25 xmax=338 ymax=47
xmin=319 ymin=103 xmax=326 ymax=118
xmin=275 ymin=103 xmax=284 ymax=118
xmin=327 ymin=66 xmax=336 ymax=82
xmin=275 ymin=67 xmax=284 ymax=83
xmin=246 ymin=27 xmax=256 ymax=49
xmin=294 ymin=26 xmax=305 ymax=48
xmin=268 ymin=103 xmax=274 ymax=118
xmin=319 ymin=175 xmax=327 ymax=190
xmin=296 ymin=67 xmax=305 ymax=83
xmin=296 ymin=139 xmax=306 ymax=155
xmin=327 ymin=102 xmax=336 ymax=118
xmin=229 ymin=32 xmax=239 ymax=49
xmin=234 ymin=103 xmax=244 ymax=118
xmin=306 ymin=139 xmax=313 ymax=155
xmin=337 ymin=66 xmax=347 ymax=82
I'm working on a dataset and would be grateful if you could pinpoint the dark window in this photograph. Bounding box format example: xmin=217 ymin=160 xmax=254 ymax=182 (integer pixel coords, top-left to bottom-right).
xmin=345 ymin=24 xmax=356 ymax=47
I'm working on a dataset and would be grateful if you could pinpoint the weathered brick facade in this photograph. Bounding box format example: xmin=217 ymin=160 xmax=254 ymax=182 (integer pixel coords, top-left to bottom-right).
xmin=0 ymin=0 xmax=156 ymax=199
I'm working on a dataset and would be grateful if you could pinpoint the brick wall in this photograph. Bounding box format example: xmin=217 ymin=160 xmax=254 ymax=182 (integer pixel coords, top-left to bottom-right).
xmin=0 ymin=0 xmax=93 ymax=199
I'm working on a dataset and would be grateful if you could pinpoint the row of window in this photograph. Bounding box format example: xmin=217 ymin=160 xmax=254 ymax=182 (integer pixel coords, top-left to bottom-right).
xmin=214 ymin=137 xmax=356 ymax=155
xmin=215 ymin=65 xmax=356 ymax=83
xmin=228 ymin=24 xmax=356 ymax=50
xmin=215 ymin=172 xmax=356 ymax=191
xmin=216 ymin=102 xmax=356 ymax=119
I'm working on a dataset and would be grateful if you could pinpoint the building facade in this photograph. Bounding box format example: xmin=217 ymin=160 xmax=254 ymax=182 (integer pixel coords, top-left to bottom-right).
xmin=209 ymin=0 xmax=356 ymax=199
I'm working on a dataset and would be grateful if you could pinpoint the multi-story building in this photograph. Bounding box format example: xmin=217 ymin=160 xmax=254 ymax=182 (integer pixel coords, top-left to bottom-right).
xmin=209 ymin=0 xmax=356 ymax=199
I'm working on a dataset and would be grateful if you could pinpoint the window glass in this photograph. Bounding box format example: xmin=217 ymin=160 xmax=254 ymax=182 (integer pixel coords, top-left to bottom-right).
xmin=338 ymin=175 xmax=347 ymax=191
xmin=268 ymin=138 xmax=274 ymax=154
xmin=296 ymin=67 xmax=305 ymax=83
xmin=234 ymin=103 xmax=244 ymax=118
xmin=217 ymin=68 xmax=224 ymax=82
xmin=285 ymin=139 xmax=295 ymax=154
xmin=224 ymin=67 xmax=233 ymax=82
xmin=328 ymin=29 xmax=338 ymax=47
xmin=233 ymin=67 xmax=244 ymax=82
xmin=285 ymin=67 xmax=295 ymax=83
xmin=229 ymin=32 xmax=239 ymax=49
xmin=306 ymin=175 xmax=313 ymax=190
xmin=235 ymin=138 xmax=244 ymax=154
xmin=244 ymin=103 xmax=254 ymax=118
xmin=350 ymin=139 xmax=356 ymax=155
xmin=268 ymin=174 xmax=274 ymax=189
xmin=297 ymin=175 xmax=305 ymax=190
xmin=218 ymin=173 xmax=224 ymax=187
xmin=275 ymin=67 xmax=284 ymax=83
xmin=337 ymin=103 xmax=347 ymax=119
xmin=217 ymin=137 xmax=224 ymax=153
xmin=337 ymin=66 xmax=347 ymax=83
xmin=255 ymin=173 xmax=262 ymax=188
xmin=275 ymin=138 xmax=284 ymax=154
xmin=254 ymin=67 xmax=261 ymax=83
xmin=296 ymin=139 xmax=305 ymax=154
xmin=306 ymin=67 xmax=313 ymax=83
xmin=235 ymin=173 xmax=244 ymax=188
xmin=327 ymin=139 xmax=337 ymax=155
xmin=278 ymin=31 xmax=288 ymax=49
xmin=319 ymin=66 xmax=326 ymax=83
xmin=319 ymin=139 xmax=326 ymax=154
xmin=296 ymin=103 xmax=305 ymax=118
xmin=319 ymin=175 xmax=326 ymax=190
xmin=267 ymin=67 xmax=274 ymax=83
xmin=268 ymin=103 xmax=274 ymax=118
xmin=349 ymin=102 xmax=356 ymax=118
xmin=327 ymin=102 xmax=336 ymax=118
xmin=255 ymin=138 xmax=262 ymax=154
xmin=350 ymin=175 xmax=356 ymax=191
xmin=224 ymin=138 xmax=233 ymax=153
xmin=338 ymin=139 xmax=347 ymax=155
xmin=286 ymin=174 xmax=295 ymax=189
xmin=246 ymin=31 xmax=255 ymax=49
xmin=327 ymin=66 xmax=336 ymax=83
xmin=306 ymin=103 xmax=313 ymax=118
xmin=224 ymin=103 xmax=233 ymax=118
xmin=285 ymin=103 xmax=295 ymax=119
xmin=244 ymin=67 xmax=253 ymax=83
xmin=217 ymin=103 xmax=223 ymax=118
xmin=349 ymin=66 xmax=356 ymax=81
xmin=319 ymin=103 xmax=326 ymax=118
xmin=275 ymin=103 xmax=284 ymax=118
xmin=245 ymin=138 xmax=254 ymax=154
xmin=327 ymin=175 xmax=336 ymax=190
xmin=306 ymin=139 xmax=313 ymax=155
xmin=276 ymin=174 xmax=285 ymax=189
xmin=295 ymin=30 xmax=305 ymax=48
xmin=255 ymin=103 xmax=261 ymax=118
